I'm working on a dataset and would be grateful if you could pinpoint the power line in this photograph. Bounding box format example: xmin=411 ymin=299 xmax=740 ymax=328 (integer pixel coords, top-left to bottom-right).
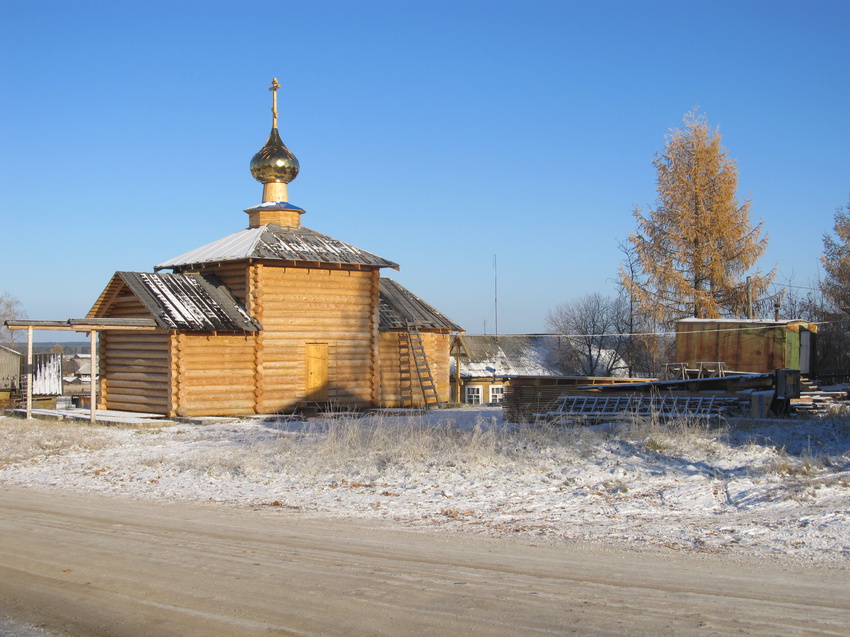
xmin=550 ymin=320 xmax=830 ymax=340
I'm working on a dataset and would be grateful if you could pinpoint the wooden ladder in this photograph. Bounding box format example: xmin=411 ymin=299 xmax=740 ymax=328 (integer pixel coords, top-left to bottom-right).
xmin=397 ymin=333 xmax=414 ymax=406
xmin=407 ymin=323 xmax=440 ymax=409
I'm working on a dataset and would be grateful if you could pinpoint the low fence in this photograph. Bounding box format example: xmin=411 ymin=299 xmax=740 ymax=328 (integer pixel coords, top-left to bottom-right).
xmin=812 ymin=370 xmax=850 ymax=385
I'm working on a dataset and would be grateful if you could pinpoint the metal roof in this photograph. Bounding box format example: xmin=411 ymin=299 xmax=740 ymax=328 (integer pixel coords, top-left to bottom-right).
xmin=112 ymin=272 xmax=261 ymax=332
xmin=455 ymin=334 xmax=566 ymax=378
xmin=155 ymin=224 xmax=399 ymax=271
xmin=379 ymin=278 xmax=462 ymax=332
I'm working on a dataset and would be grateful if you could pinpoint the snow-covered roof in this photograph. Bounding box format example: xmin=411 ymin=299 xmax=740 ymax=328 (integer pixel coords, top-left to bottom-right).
xmin=75 ymin=361 xmax=92 ymax=376
xmin=379 ymin=279 xmax=462 ymax=332
xmin=455 ymin=335 xmax=565 ymax=378
xmin=154 ymin=224 xmax=399 ymax=271
xmin=91 ymin=272 xmax=261 ymax=332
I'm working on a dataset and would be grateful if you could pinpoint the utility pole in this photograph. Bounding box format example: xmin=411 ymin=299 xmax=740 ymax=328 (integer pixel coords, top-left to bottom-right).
xmin=747 ymin=276 xmax=753 ymax=319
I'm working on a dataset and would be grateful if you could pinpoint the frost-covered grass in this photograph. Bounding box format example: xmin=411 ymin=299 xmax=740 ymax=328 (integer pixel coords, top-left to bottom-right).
xmin=0 ymin=418 xmax=118 ymax=467
xmin=133 ymin=413 xmax=731 ymax=481
xmin=2 ymin=408 xmax=849 ymax=563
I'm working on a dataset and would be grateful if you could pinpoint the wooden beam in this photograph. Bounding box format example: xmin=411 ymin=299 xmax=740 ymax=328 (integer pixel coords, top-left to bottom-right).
xmin=6 ymin=318 xmax=159 ymax=332
xmin=70 ymin=318 xmax=158 ymax=330
xmin=6 ymin=321 xmax=74 ymax=330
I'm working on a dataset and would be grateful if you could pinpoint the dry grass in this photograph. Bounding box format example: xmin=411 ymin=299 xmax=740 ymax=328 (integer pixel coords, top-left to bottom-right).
xmin=174 ymin=414 xmax=519 ymax=479
xmin=166 ymin=411 xmax=726 ymax=481
xmin=0 ymin=416 xmax=117 ymax=467
xmin=0 ymin=409 xmax=726 ymax=481
xmin=4 ymin=411 xmax=846 ymax=491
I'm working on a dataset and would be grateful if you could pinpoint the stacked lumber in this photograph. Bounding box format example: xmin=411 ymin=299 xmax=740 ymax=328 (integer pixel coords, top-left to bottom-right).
xmin=791 ymin=383 xmax=849 ymax=416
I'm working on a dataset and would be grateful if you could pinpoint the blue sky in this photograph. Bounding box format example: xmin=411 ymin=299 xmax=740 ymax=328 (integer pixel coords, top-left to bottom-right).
xmin=2 ymin=0 xmax=849 ymax=341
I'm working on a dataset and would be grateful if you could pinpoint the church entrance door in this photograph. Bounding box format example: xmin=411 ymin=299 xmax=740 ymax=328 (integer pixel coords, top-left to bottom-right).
xmin=305 ymin=343 xmax=329 ymax=401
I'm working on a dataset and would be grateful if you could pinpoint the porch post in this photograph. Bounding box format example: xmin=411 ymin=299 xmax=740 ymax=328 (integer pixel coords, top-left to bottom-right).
xmin=90 ymin=330 xmax=97 ymax=424
xmin=26 ymin=326 xmax=33 ymax=419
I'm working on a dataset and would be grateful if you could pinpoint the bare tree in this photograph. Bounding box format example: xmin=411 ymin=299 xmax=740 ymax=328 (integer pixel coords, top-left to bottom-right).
xmin=616 ymin=240 xmax=672 ymax=376
xmin=546 ymin=294 xmax=629 ymax=376
xmin=0 ymin=292 xmax=26 ymax=345
xmin=620 ymin=110 xmax=773 ymax=328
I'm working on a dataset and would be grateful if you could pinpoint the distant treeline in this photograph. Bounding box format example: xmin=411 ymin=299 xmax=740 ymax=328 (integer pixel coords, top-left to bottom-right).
xmin=7 ymin=342 xmax=90 ymax=356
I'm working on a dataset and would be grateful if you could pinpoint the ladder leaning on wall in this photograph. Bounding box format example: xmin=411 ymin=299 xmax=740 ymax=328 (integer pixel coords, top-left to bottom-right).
xmin=406 ymin=322 xmax=440 ymax=409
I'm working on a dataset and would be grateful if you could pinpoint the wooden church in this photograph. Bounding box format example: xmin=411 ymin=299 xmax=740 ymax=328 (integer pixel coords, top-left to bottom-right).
xmin=87 ymin=79 xmax=461 ymax=417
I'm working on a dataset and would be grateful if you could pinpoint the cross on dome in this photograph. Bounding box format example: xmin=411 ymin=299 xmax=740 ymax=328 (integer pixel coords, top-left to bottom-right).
xmin=269 ymin=77 xmax=281 ymax=127
xmin=250 ymin=78 xmax=300 ymax=200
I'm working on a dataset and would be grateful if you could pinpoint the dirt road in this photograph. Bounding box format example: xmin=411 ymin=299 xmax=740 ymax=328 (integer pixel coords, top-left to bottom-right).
xmin=0 ymin=487 xmax=847 ymax=636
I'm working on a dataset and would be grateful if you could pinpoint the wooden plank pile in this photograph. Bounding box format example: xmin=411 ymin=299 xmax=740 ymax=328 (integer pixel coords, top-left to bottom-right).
xmin=790 ymin=379 xmax=849 ymax=416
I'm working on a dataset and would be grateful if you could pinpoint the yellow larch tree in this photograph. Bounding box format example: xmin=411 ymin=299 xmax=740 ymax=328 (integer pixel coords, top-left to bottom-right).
xmin=620 ymin=110 xmax=773 ymax=329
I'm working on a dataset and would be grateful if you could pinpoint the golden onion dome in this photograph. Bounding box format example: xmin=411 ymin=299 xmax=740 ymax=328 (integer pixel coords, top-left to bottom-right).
xmin=250 ymin=127 xmax=300 ymax=184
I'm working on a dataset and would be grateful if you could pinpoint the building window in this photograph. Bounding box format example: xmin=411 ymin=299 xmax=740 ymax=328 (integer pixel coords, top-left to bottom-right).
xmin=465 ymin=386 xmax=481 ymax=404
xmin=489 ymin=385 xmax=506 ymax=404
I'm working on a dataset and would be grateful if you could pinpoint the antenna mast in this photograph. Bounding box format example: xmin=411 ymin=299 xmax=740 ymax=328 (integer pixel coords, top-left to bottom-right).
xmin=494 ymin=254 xmax=499 ymax=336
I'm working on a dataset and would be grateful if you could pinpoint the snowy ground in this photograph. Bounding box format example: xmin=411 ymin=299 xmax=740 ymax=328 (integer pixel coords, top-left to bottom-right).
xmin=1 ymin=407 xmax=849 ymax=567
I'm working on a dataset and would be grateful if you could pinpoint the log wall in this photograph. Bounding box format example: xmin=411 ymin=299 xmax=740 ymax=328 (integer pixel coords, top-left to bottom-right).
xmin=172 ymin=332 xmax=256 ymax=417
xmin=99 ymin=330 xmax=171 ymax=414
xmin=105 ymin=291 xmax=149 ymax=318
xmin=253 ymin=265 xmax=379 ymax=413
xmin=194 ymin=262 xmax=249 ymax=306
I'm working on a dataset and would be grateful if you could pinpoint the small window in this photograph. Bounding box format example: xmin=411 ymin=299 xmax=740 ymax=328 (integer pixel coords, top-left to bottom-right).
xmin=489 ymin=385 xmax=506 ymax=404
xmin=465 ymin=386 xmax=482 ymax=404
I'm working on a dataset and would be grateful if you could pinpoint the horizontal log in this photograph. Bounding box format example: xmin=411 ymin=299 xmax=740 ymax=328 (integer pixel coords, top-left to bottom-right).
xmin=103 ymin=352 xmax=169 ymax=362
xmin=180 ymin=384 xmax=255 ymax=395
xmin=256 ymin=387 xmax=300 ymax=398
xmin=260 ymin=316 xmax=372 ymax=328
xmin=178 ymin=345 xmax=254 ymax=354
xmin=104 ymin=376 xmax=169 ymax=386
xmin=109 ymin=306 xmax=147 ymax=315
xmin=180 ymin=369 xmax=256 ymax=378
xmin=180 ymin=338 xmax=254 ymax=349
xmin=178 ymin=398 xmax=256 ymax=411
xmin=181 ymin=372 xmax=255 ymax=382
xmin=105 ymin=393 xmax=169 ymax=407
xmin=261 ymin=332 xmax=372 ymax=342
xmin=257 ymin=402 xmax=302 ymax=413
xmin=182 ymin=391 xmax=256 ymax=402
xmin=108 ymin=372 xmax=170 ymax=383
xmin=180 ymin=379 xmax=254 ymax=388
xmin=101 ymin=339 xmax=170 ymax=351
xmin=177 ymin=350 xmax=254 ymax=359
xmin=262 ymin=293 xmax=372 ymax=304
xmin=106 ymin=401 xmax=168 ymax=415
xmin=261 ymin=271 xmax=370 ymax=283
xmin=104 ymin=379 xmax=169 ymax=392
xmin=260 ymin=301 xmax=373 ymax=313
xmin=209 ymin=272 xmax=246 ymax=285
xmin=178 ymin=355 xmax=256 ymax=366
xmin=257 ymin=357 xmax=299 ymax=367
xmin=179 ymin=407 xmax=255 ymax=417
xmin=103 ymin=361 xmax=167 ymax=372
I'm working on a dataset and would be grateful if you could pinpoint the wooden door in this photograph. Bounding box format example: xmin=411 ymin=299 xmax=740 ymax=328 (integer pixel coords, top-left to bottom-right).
xmin=799 ymin=330 xmax=812 ymax=374
xmin=305 ymin=343 xmax=329 ymax=401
